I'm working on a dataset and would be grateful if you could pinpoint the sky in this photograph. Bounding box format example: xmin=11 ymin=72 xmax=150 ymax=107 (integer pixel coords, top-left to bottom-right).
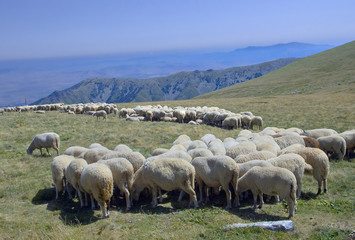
xmin=0 ymin=0 xmax=354 ymax=60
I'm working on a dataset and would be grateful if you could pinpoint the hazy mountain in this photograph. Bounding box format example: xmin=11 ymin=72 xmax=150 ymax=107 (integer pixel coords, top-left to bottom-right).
xmin=0 ymin=42 xmax=333 ymax=107
xmin=33 ymin=58 xmax=298 ymax=104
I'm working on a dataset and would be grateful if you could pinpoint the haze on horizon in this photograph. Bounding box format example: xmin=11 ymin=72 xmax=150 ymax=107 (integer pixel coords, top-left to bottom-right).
xmin=1 ymin=0 xmax=354 ymax=61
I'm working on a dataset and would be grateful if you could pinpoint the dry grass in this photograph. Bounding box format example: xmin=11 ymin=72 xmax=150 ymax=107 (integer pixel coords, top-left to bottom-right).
xmin=0 ymin=93 xmax=354 ymax=239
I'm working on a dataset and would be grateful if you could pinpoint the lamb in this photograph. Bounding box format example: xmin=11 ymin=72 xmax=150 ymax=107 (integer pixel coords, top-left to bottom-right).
xmin=80 ymin=163 xmax=113 ymax=218
xmin=234 ymin=151 xmax=276 ymax=163
xmin=267 ymin=153 xmax=312 ymax=198
xmin=188 ymin=148 xmax=214 ymax=160
xmin=191 ymin=155 xmax=239 ymax=209
xmin=101 ymin=151 xmax=145 ymax=172
xmin=281 ymin=147 xmax=329 ymax=195
xmin=236 ymin=166 xmax=297 ymax=218
xmin=64 ymin=146 xmax=88 ymax=158
xmin=131 ymin=158 xmax=198 ymax=208
xmin=317 ymin=135 xmax=346 ymax=160
xmin=250 ymin=116 xmax=263 ymax=130
xmin=27 ymin=132 xmax=60 ymax=156
xmin=302 ymin=128 xmax=338 ymax=139
xmin=226 ymin=141 xmax=257 ymax=159
xmin=98 ymin=158 xmax=134 ymax=210
xmin=51 ymin=155 xmax=75 ymax=199
xmin=65 ymin=158 xmax=88 ymax=207
xmin=81 ymin=148 xmax=112 ymax=164
xmin=208 ymin=139 xmax=226 ymax=156
xmin=93 ymin=110 xmax=107 ymax=120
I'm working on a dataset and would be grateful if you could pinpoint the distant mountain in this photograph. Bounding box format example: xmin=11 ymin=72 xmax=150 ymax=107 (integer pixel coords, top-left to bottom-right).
xmin=0 ymin=42 xmax=333 ymax=107
xmin=196 ymin=41 xmax=355 ymax=99
xmin=33 ymin=58 xmax=298 ymax=104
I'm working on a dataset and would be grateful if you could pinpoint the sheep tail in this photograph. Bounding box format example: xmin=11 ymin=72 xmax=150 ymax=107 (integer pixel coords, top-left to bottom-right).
xmin=190 ymin=172 xmax=195 ymax=190
xmin=304 ymin=163 xmax=313 ymax=175
xmin=55 ymin=135 xmax=60 ymax=153
xmin=340 ymin=141 xmax=346 ymax=157
xmin=232 ymin=168 xmax=239 ymax=192
xmin=290 ymin=182 xmax=296 ymax=202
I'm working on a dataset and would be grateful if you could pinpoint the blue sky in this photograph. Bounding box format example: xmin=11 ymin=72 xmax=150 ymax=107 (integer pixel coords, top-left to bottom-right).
xmin=1 ymin=0 xmax=354 ymax=60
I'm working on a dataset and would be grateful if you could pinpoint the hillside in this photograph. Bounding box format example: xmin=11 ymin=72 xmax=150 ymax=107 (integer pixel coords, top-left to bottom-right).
xmin=196 ymin=41 xmax=355 ymax=99
xmin=33 ymin=58 xmax=298 ymax=104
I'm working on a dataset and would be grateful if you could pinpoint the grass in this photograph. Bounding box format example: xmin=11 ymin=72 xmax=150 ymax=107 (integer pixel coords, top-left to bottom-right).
xmin=0 ymin=93 xmax=354 ymax=239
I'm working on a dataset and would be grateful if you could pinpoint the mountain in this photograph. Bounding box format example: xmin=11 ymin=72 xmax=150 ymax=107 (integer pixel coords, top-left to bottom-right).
xmin=33 ymin=58 xmax=298 ymax=104
xmin=0 ymin=42 xmax=333 ymax=107
xmin=196 ymin=41 xmax=355 ymax=99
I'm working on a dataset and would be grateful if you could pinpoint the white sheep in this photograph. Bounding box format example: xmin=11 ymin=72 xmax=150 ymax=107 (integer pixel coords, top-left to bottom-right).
xmin=63 ymin=146 xmax=88 ymax=158
xmin=93 ymin=110 xmax=107 ymax=120
xmin=241 ymin=115 xmax=252 ymax=129
xmin=191 ymin=155 xmax=239 ymax=209
xmin=151 ymin=148 xmax=169 ymax=156
xmin=251 ymin=135 xmax=281 ymax=156
xmin=234 ymin=151 xmax=276 ymax=163
xmin=65 ymin=158 xmax=88 ymax=207
xmin=222 ymin=117 xmax=239 ymax=129
xmin=187 ymin=140 xmax=208 ymax=151
xmin=237 ymin=160 xmax=274 ymax=177
xmin=282 ymin=147 xmax=329 ymax=195
xmin=267 ymin=153 xmax=312 ymax=198
xmin=317 ymin=135 xmax=346 ymax=160
xmin=208 ymin=139 xmax=226 ymax=156
xmin=98 ymin=158 xmax=134 ymax=210
xmin=81 ymin=148 xmax=112 ymax=164
xmin=200 ymin=134 xmax=216 ymax=145
xmin=302 ymin=128 xmax=338 ymax=139
xmin=113 ymin=144 xmax=133 ymax=153
xmin=173 ymin=134 xmax=191 ymax=145
xmin=51 ymin=155 xmax=75 ymax=199
xmin=27 ymin=132 xmax=60 ymax=156
xmin=88 ymin=143 xmax=109 ymax=150
xmin=277 ymin=144 xmax=305 ymax=156
xmin=273 ymin=135 xmax=305 ymax=149
xmin=226 ymin=141 xmax=257 ymax=159
xmin=188 ymin=148 xmax=214 ymax=160
xmin=147 ymin=150 xmax=192 ymax=162
xmin=101 ymin=151 xmax=145 ymax=172
xmin=80 ymin=163 xmax=113 ymax=218
xmin=250 ymin=116 xmax=263 ymax=130
xmin=132 ymin=158 xmax=198 ymax=208
xmin=339 ymin=130 xmax=355 ymax=158
xmin=236 ymin=166 xmax=297 ymax=218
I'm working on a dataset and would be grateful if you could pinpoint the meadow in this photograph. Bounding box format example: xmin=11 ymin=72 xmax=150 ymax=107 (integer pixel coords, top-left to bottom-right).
xmin=0 ymin=93 xmax=354 ymax=239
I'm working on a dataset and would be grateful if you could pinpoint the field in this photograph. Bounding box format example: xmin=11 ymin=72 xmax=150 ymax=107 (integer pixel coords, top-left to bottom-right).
xmin=0 ymin=93 xmax=354 ymax=239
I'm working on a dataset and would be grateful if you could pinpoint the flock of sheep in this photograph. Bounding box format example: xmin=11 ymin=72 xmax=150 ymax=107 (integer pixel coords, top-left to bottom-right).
xmin=26 ymin=125 xmax=355 ymax=219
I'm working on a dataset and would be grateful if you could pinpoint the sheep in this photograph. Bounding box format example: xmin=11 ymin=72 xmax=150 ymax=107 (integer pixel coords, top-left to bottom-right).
xmin=267 ymin=153 xmax=312 ymax=198
xmin=98 ymin=158 xmax=134 ymax=210
xmin=80 ymin=163 xmax=113 ymax=218
xmin=88 ymin=143 xmax=109 ymax=150
xmin=145 ymin=110 xmax=153 ymax=121
xmin=241 ymin=115 xmax=252 ymax=129
xmin=131 ymin=158 xmax=198 ymax=208
xmin=27 ymin=132 xmax=60 ymax=156
xmin=226 ymin=141 xmax=257 ymax=159
xmin=236 ymin=166 xmax=297 ymax=218
xmin=234 ymin=151 xmax=276 ymax=163
xmin=81 ymin=148 xmax=112 ymax=164
xmin=302 ymin=128 xmax=338 ymax=139
xmin=224 ymin=137 xmax=235 ymax=143
xmin=147 ymin=150 xmax=192 ymax=162
xmin=64 ymin=146 xmax=88 ymax=158
xmin=251 ymin=135 xmax=281 ymax=155
xmin=238 ymin=160 xmax=274 ymax=177
xmin=317 ymin=135 xmax=347 ymax=160
xmin=250 ymin=116 xmax=263 ymax=130
xmin=93 ymin=110 xmax=107 ymax=120
xmin=188 ymin=148 xmax=214 ymax=160
xmin=277 ymin=144 xmax=305 ymax=156
xmin=200 ymin=134 xmax=216 ymax=145
xmin=222 ymin=117 xmax=239 ymax=129
xmin=113 ymin=144 xmax=133 ymax=153
xmin=51 ymin=155 xmax=75 ymax=199
xmin=208 ymin=139 xmax=226 ymax=156
xmin=173 ymin=134 xmax=191 ymax=145
xmin=191 ymin=155 xmax=239 ymax=209
xmin=273 ymin=135 xmax=305 ymax=149
xmin=281 ymin=147 xmax=329 ymax=195
xmin=101 ymin=151 xmax=145 ymax=172
xmin=187 ymin=140 xmax=208 ymax=151
xmin=151 ymin=148 xmax=169 ymax=156
xmin=303 ymin=137 xmax=320 ymax=148
xmin=65 ymin=158 xmax=88 ymax=207
xmin=339 ymin=130 xmax=355 ymax=158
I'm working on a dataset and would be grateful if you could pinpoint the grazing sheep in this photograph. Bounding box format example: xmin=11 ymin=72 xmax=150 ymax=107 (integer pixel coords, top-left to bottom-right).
xmin=151 ymin=148 xmax=169 ymax=156
xmin=27 ymin=132 xmax=60 ymax=156
xmin=222 ymin=117 xmax=239 ymax=129
xmin=187 ymin=140 xmax=208 ymax=151
xmin=317 ymin=135 xmax=347 ymax=160
xmin=188 ymin=148 xmax=214 ymax=160
xmin=273 ymin=135 xmax=305 ymax=149
xmin=98 ymin=158 xmax=134 ymax=210
xmin=226 ymin=141 xmax=257 ymax=159
xmin=241 ymin=115 xmax=252 ymax=129
xmin=113 ymin=144 xmax=133 ymax=153
xmin=282 ymin=147 xmax=329 ymax=195
xmin=303 ymin=137 xmax=320 ymax=148
xmin=238 ymin=160 xmax=274 ymax=177
xmin=208 ymin=139 xmax=226 ymax=156
xmin=302 ymin=128 xmax=338 ymax=139
xmin=51 ymin=155 xmax=75 ymax=199
xmin=80 ymin=163 xmax=113 ymax=218
xmin=65 ymin=158 xmax=88 ymax=207
xmin=267 ymin=153 xmax=312 ymax=198
xmin=339 ymin=130 xmax=355 ymax=158
xmin=278 ymin=144 xmax=305 ymax=156
xmin=200 ymin=134 xmax=216 ymax=145
xmin=93 ymin=110 xmax=107 ymax=120
xmin=132 ymin=158 xmax=198 ymax=208
xmin=250 ymin=116 xmax=263 ymax=130
xmin=88 ymin=143 xmax=109 ymax=150
xmin=236 ymin=166 xmax=297 ymax=218
xmin=147 ymin=150 xmax=192 ymax=162
xmin=234 ymin=151 xmax=276 ymax=163
xmin=191 ymin=155 xmax=239 ymax=209
xmin=101 ymin=151 xmax=145 ymax=172
xmin=251 ymin=135 xmax=281 ymax=156
xmin=81 ymin=148 xmax=112 ymax=164
xmin=64 ymin=146 xmax=88 ymax=158
xmin=173 ymin=134 xmax=191 ymax=145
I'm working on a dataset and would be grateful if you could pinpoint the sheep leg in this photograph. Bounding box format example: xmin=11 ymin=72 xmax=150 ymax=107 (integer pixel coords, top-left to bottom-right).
xmin=90 ymin=195 xmax=96 ymax=210
xmin=99 ymin=201 xmax=109 ymax=218
xmin=196 ymin=177 xmax=204 ymax=203
xmin=258 ymin=193 xmax=264 ymax=209
xmin=252 ymin=191 xmax=258 ymax=211
xmin=158 ymin=188 xmax=163 ymax=203
xmin=151 ymin=186 xmax=158 ymax=208
xmin=117 ymin=183 xmax=131 ymax=211
xmin=78 ymin=190 xmax=84 ymax=208
xmin=46 ymin=148 xmax=51 ymax=156
xmin=316 ymin=179 xmax=322 ymax=195
xmin=178 ymin=190 xmax=185 ymax=202
xmin=84 ymin=192 xmax=88 ymax=207
xmin=323 ymin=179 xmax=327 ymax=193
xmin=39 ymin=148 xmax=43 ymax=156
xmin=182 ymin=183 xmax=198 ymax=208
xmin=55 ymin=185 xmax=59 ymax=200
xmin=297 ymin=179 xmax=302 ymax=199
xmin=221 ymin=183 xmax=232 ymax=210
xmin=286 ymin=197 xmax=295 ymax=218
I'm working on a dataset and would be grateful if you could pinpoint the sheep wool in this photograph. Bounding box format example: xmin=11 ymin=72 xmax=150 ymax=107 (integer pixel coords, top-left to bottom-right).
xmin=27 ymin=132 xmax=60 ymax=156
xmin=51 ymin=155 xmax=75 ymax=199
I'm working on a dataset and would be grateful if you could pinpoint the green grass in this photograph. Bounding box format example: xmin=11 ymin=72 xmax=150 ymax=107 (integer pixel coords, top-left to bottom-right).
xmin=0 ymin=94 xmax=354 ymax=239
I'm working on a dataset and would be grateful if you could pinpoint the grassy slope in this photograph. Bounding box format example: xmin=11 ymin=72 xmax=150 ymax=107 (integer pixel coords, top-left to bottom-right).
xmin=196 ymin=41 xmax=355 ymax=99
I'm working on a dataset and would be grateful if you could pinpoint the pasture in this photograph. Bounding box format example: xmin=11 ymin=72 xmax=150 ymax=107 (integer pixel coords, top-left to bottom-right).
xmin=0 ymin=93 xmax=354 ymax=239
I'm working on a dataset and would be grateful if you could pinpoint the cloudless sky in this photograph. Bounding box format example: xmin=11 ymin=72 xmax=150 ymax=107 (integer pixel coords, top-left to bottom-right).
xmin=1 ymin=0 xmax=354 ymax=60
